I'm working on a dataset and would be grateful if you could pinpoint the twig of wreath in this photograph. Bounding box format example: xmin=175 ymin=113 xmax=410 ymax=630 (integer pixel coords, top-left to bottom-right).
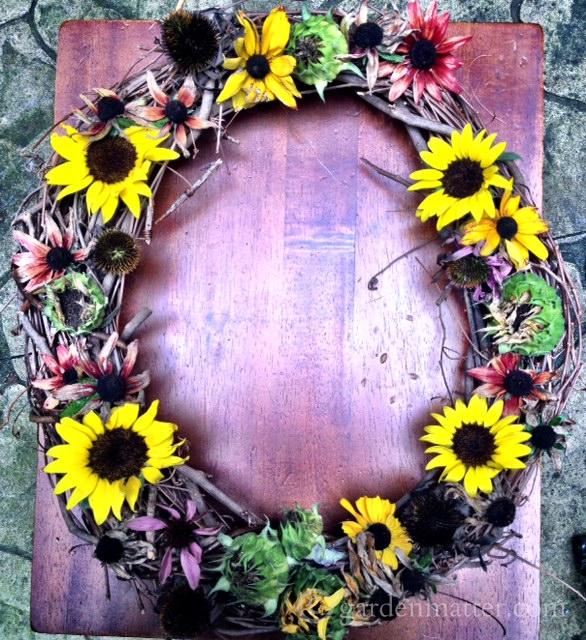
xmin=9 ymin=1 xmax=583 ymax=639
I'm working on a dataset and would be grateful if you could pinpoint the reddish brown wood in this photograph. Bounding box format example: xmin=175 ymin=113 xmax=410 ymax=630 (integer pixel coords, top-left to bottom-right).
xmin=31 ymin=20 xmax=544 ymax=639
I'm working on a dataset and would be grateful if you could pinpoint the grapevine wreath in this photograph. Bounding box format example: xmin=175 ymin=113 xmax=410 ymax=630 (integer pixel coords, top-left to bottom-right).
xmin=10 ymin=0 xmax=584 ymax=638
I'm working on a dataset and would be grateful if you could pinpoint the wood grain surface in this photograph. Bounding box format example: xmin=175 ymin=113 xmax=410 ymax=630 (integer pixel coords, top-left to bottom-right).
xmin=31 ymin=19 xmax=544 ymax=639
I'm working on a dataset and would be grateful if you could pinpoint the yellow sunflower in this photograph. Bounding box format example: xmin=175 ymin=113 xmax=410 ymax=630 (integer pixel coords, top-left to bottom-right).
xmin=461 ymin=189 xmax=549 ymax=270
xmin=46 ymin=125 xmax=180 ymax=223
xmin=409 ymin=123 xmax=513 ymax=230
xmin=340 ymin=496 xmax=412 ymax=569
xmin=217 ymin=8 xmax=301 ymax=111
xmin=44 ymin=401 xmax=186 ymax=525
xmin=421 ymin=395 xmax=532 ymax=497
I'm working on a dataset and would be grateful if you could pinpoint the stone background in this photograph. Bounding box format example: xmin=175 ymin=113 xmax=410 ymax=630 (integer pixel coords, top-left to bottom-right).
xmin=0 ymin=0 xmax=584 ymax=638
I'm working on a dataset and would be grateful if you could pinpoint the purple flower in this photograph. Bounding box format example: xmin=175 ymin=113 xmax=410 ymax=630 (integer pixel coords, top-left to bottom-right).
xmin=128 ymin=499 xmax=220 ymax=589
xmin=447 ymin=245 xmax=512 ymax=302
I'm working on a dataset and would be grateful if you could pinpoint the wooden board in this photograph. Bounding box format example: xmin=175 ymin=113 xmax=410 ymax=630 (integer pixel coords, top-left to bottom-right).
xmin=31 ymin=19 xmax=544 ymax=639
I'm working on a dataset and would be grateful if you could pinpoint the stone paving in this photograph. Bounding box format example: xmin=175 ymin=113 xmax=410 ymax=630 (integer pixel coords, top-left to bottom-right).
xmin=0 ymin=1 xmax=584 ymax=639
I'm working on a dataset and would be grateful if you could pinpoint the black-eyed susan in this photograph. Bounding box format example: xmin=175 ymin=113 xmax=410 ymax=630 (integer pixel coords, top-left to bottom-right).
xmin=340 ymin=496 xmax=412 ymax=569
xmin=421 ymin=395 xmax=532 ymax=497
xmin=217 ymin=8 xmax=301 ymax=111
xmin=461 ymin=189 xmax=549 ymax=270
xmin=46 ymin=125 xmax=180 ymax=223
xmin=409 ymin=123 xmax=512 ymax=230
xmin=44 ymin=401 xmax=186 ymax=525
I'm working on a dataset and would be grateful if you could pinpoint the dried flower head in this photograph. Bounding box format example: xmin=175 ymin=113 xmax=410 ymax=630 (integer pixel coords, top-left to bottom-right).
xmin=484 ymin=272 xmax=565 ymax=356
xmin=93 ymin=229 xmax=141 ymax=275
xmin=484 ymin=496 xmax=517 ymax=527
xmin=161 ymin=10 xmax=220 ymax=73
xmin=43 ymin=272 xmax=107 ymax=336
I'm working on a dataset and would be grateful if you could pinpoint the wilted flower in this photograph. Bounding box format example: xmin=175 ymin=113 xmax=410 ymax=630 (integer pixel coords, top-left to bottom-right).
xmin=280 ymin=565 xmax=348 ymax=640
xmin=76 ymin=88 xmax=143 ymax=139
xmin=484 ymin=272 xmax=565 ymax=356
xmin=32 ymin=342 xmax=82 ymax=410
xmin=43 ymin=272 xmax=107 ymax=336
xmin=213 ymin=524 xmax=289 ymax=615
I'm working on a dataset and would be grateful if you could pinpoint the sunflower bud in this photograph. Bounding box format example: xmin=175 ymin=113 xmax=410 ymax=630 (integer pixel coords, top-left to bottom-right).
xmin=213 ymin=525 xmax=289 ymax=615
xmin=288 ymin=10 xmax=356 ymax=101
xmin=280 ymin=504 xmax=325 ymax=562
xmin=43 ymin=272 xmax=107 ymax=336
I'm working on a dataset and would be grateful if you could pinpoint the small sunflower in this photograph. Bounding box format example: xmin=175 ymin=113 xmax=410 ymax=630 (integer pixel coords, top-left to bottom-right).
xmin=421 ymin=395 xmax=532 ymax=497
xmin=46 ymin=125 xmax=179 ymax=223
xmin=340 ymin=496 xmax=412 ymax=569
xmin=44 ymin=401 xmax=186 ymax=525
xmin=461 ymin=189 xmax=549 ymax=270
xmin=217 ymin=8 xmax=301 ymax=111
xmin=409 ymin=123 xmax=512 ymax=230
xmin=92 ymin=229 xmax=141 ymax=275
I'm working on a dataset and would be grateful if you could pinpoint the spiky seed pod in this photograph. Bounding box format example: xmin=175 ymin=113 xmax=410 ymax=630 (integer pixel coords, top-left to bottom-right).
xmin=157 ymin=578 xmax=210 ymax=639
xmin=446 ymin=254 xmax=490 ymax=289
xmin=280 ymin=504 xmax=325 ymax=562
xmin=485 ymin=272 xmax=565 ymax=356
xmin=92 ymin=229 xmax=141 ymax=276
xmin=160 ymin=10 xmax=220 ymax=74
xmin=213 ymin=525 xmax=289 ymax=615
xmin=288 ymin=11 xmax=352 ymax=101
xmin=484 ymin=497 xmax=517 ymax=527
xmin=396 ymin=485 xmax=472 ymax=547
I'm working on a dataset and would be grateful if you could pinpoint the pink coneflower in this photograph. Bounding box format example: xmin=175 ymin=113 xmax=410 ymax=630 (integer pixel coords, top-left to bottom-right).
xmin=140 ymin=71 xmax=214 ymax=157
xmin=52 ymin=331 xmax=150 ymax=412
xmin=12 ymin=218 xmax=89 ymax=293
xmin=76 ymin=88 xmax=142 ymax=139
xmin=128 ymin=500 xmax=220 ymax=589
xmin=32 ymin=343 xmax=82 ymax=410
xmin=387 ymin=0 xmax=471 ymax=104
xmin=468 ymin=352 xmax=556 ymax=416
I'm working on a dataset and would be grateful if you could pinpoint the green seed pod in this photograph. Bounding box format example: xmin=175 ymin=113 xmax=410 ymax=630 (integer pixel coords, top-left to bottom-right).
xmin=213 ymin=525 xmax=289 ymax=615
xmin=43 ymin=272 xmax=107 ymax=336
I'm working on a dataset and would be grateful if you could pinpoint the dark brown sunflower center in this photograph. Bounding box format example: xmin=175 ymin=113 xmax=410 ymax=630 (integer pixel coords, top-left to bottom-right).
xmin=354 ymin=22 xmax=384 ymax=49
xmin=57 ymin=288 xmax=84 ymax=328
xmin=442 ymin=158 xmax=484 ymax=198
xmin=96 ymin=96 xmax=126 ymax=123
xmin=165 ymin=99 xmax=189 ymax=124
xmin=89 ymin=428 xmax=148 ymax=481
xmin=96 ymin=373 xmax=127 ymax=403
xmin=409 ymin=39 xmax=438 ymax=70
xmin=452 ymin=423 xmax=496 ymax=466
xmin=86 ymin=137 xmax=137 ymax=184
xmin=366 ymin=522 xmax=392 ymax=550
xmin=504 ymin=369 xmax=534 ymax=397
xmin=496 ymin=216 xmax=518 ymax=240
xmin=246 ymin=54 xmax=270 ymax=79
xmin=447 ymin=255 xmax=490 ymax=288
xmin=165 ymin=519 xmax=197 ymax=549
xmin=400 ymin=568 xmax=426 ymax=594
xmin=95 ymin=535 xmax=125 ymax=563
xmin=62 ymin=367 xmax=79 ymax=385
xmin=297 ymin=36 xmax=321 ymax=65
xmin=530 ymin=424 xmax=557 ymax=451
xmin=46 ymin=246 xmax=74 ymax=271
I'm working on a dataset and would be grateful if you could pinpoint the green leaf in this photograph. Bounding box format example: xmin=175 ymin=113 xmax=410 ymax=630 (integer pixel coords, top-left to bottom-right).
xmin=60 ymin=395 xmax=96 ymax=419
xmin=116 ymin=117 xmax=136 ymax=129
xmin=308 ymin=543 xmax=345 ymax=566
xmin=498 ymin=150 xmax=523 ymax=163
xmin=378 ymin=52 xmax=405 ymax=63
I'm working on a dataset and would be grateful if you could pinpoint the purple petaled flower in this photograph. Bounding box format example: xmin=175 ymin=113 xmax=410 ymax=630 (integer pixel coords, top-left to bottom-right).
xmin=445 ymin=245 xmax=512 ymax=302
xmin=128 ymin=500 xmax=220 ymax=589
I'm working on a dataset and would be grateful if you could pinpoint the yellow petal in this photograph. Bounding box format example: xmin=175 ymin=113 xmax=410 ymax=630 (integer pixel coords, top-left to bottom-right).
xmin=124 ymin=476 xmax=142 ymax=510
xmin=269 ymin=54 xmax=296 ymax=77
xmin=66 ymin=472 xmax=99 ymax=510
xmin=237 ymin=11 xmax=260 ymax=56
xmin=261 ymin=7 xmax=290 ymax=57
xmin=143 ymin=466 xmax=164 ymax=484
xmin=223 ymin=56 xmax=243 ymax=71
xmin=108 ymin=403 xmax=140 ymax=430
xmin=217 ymin=70 xmax=249 ymax=104
xmin=46 ymin=161 xmax=89 ymax=186
xmin=265 ymin=73 xmax=298 ymax=109
xmin=88 ymin=478 xmax=113 ymax=525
